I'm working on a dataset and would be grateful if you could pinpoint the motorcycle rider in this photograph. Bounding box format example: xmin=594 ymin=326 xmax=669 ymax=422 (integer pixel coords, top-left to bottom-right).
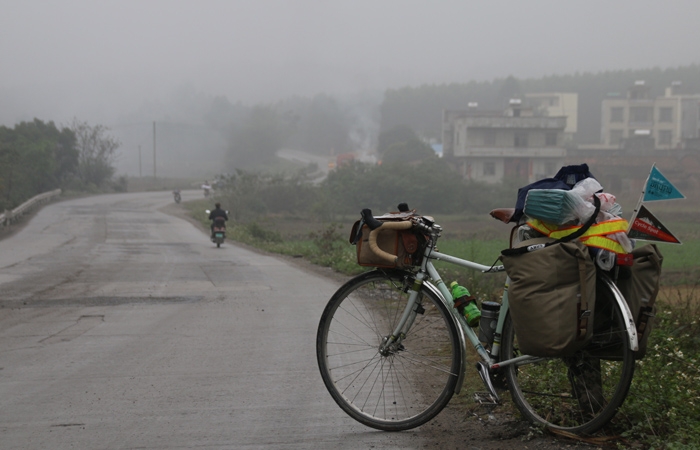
xmin=208 ymin=202 xmax=228 ymax=238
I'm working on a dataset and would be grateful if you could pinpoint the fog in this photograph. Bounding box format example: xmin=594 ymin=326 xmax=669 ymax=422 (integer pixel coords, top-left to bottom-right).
xmin=2 ymin=0 xmax=699 ymax=177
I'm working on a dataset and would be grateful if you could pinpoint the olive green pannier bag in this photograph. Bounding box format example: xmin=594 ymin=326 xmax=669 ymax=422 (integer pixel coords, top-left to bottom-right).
xmin=617 ymin=244 xmax=662 ymax=358
xmin=501 ymin=238 xmax=597 ymax=357
xmin=499 ymin=196 xmax=601 ymax=358
xmin=594 ymin=244 xmax=663 ymax=359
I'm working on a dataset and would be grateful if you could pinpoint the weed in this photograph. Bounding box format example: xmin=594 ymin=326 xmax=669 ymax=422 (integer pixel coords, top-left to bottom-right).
xmin=246 ymin=222 xmax=283 ymax=243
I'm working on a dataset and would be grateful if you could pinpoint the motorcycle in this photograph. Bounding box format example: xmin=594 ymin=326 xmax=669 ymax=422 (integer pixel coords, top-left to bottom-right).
xmin=173 ymin=190 xmax=181 ymax=203
xmin=206 ymin=210 xmax=228 ymax=248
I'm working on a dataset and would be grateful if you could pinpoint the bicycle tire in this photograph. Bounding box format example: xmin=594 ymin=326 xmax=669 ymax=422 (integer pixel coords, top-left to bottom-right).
xmin=501 ymin=277 xmax=635 ymax=435
xmin=316 ymin=269 xmax=461 ymax=431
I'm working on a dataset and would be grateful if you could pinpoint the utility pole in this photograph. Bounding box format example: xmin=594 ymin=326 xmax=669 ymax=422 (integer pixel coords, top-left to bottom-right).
xmin=153 ymin=121 xmax=156 ymax=178
xmin=138 ymin=145 xmax=142 ymax=177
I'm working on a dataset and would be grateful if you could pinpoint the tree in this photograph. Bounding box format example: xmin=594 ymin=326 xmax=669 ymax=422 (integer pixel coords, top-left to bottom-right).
xmin=71 ymin=119 xmax=120 ymax=187
xmin=382 ymin=137 xmax=436 ymax=164
xmin=377 ymin=124 xmax=420 ymax=154
xmin=0 ymin=119 xmax=77 ymax=209
xmin=226 ymin=105 xmax=291 ymax=169
xmin=496 ymin=75 xmax=523 ymax=108
xmin=298 ymin=94 xmax=351 ymax=155
xmin=376 ymin=124 xmax=436 ymax=164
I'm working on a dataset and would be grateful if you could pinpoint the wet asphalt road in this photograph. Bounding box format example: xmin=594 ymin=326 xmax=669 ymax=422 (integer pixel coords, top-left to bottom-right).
xmin=0 ymin=191 xmax=433 ymax=449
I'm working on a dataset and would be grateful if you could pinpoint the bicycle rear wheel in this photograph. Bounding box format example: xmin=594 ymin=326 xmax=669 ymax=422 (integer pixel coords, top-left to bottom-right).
xmin=316 ymin=269 xmax=461 ymax=431
xmin=501 ymin=278 xmax=635 ymax=435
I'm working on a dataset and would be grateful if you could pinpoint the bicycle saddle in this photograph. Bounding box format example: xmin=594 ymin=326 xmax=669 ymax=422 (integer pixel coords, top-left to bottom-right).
xmin=490 ymin=208 xmax=515 ymax=224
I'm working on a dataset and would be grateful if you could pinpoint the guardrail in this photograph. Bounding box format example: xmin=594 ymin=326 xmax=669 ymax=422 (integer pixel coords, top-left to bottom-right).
xmin=0 ymin=189 xmax=62 ymax=227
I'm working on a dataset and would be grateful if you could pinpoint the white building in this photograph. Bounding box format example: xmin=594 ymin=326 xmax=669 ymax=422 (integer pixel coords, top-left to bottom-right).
xmin=442 ymin=101 xmax=567 ymax=184
xmin=601 ymin=81 xmax=700 ymax=149
xmin=525 ymin=92 xmax=578 ymax=142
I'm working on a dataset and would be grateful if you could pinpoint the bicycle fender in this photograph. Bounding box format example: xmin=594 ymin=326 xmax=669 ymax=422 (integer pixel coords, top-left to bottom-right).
xmin=423 ymin=280 xmax=467 ymax=395
xmin=598 ymin=274 xmax=639 ymax=352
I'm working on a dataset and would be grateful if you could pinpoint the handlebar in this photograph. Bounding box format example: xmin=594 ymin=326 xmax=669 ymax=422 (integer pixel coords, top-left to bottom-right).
xmin=367 ymin=220 xmax=414 ymax=265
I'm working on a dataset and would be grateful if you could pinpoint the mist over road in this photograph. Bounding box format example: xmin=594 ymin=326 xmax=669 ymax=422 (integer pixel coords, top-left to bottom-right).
xmin=0 ymin=191 xmax=440 ymax=449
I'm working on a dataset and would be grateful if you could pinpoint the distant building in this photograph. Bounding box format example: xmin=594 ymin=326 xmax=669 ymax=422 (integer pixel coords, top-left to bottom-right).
xmin=524 ymin=92 xmax=578 ymax=142
xmin=442 ymin=100 xmax=567 ymax=183
xmin=601 ymin=81 xmax=700 ymax=149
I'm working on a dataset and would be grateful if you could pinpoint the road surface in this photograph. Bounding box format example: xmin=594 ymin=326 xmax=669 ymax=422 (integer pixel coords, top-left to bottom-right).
xmin=0 ymin=191 xmax=432 ymax=449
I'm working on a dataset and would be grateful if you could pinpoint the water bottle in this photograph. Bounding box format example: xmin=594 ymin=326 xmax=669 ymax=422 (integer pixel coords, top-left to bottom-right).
xmin=478 ymin=301 xmax=501 ymax=346
xmin=450 ymin=281 xmax=481 ymax=327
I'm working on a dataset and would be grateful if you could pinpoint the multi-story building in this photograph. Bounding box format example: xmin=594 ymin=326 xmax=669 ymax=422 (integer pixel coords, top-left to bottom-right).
xmin=601 ymin=81 xmax=700 ymax=149
xmin=524 ymin=92 xmax=578 ymax=142
xmin=442 ymin=100 xmax=567 ymax=184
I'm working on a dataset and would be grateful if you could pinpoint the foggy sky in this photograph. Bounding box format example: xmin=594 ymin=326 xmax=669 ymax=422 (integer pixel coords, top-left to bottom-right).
xmin=2 ymin=0 xmax=699 ymax=127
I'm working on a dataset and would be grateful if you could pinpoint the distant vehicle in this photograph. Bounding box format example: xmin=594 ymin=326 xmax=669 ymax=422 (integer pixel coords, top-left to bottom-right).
xmin=206 ymin=209 xmax=228 ymax=248
xmin=173 ymin=190 xmax=181 ymax=203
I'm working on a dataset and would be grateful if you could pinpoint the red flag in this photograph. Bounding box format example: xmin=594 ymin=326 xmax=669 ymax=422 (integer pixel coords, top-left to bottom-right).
xmin=627 ymin=204 xmax=681 ymax=244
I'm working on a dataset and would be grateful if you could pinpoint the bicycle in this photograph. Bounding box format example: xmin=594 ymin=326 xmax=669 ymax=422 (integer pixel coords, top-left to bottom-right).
xmin=316 ymin=205 xmax=638 ymax=435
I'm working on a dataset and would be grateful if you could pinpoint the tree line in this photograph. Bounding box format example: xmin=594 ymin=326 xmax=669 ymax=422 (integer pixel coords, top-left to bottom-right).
xmin=0 ymin=118 xmax=120 ymax=211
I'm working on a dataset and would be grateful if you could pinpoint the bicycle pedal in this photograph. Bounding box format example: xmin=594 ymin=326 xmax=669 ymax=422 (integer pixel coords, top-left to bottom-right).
xmin=473 ymin=392 xmax=498 ymax=405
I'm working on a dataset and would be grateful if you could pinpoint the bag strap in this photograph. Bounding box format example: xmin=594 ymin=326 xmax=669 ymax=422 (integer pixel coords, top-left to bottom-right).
xmin=576 ymin=254 xmax=590 ymax=340
xmin=501 ymin=195 xmax=601 ymax=257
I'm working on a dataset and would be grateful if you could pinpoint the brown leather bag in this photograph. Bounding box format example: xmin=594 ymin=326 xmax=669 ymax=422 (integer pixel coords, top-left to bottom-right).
xmin=349 ymin=211 xmax=424 ymax=269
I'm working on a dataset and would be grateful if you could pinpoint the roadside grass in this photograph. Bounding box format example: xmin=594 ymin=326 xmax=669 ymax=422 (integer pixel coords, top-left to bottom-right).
xmin=186 ymin=202 xmax=699 ymax=448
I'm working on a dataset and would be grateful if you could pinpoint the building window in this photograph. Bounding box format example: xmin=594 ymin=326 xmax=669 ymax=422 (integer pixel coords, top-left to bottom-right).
xmin=659 ymin=107 xmax=673 ymax=123
xmin=483 ymin=129 xmax=496 ymax=147
xmin=610 ymin=130 xmax=624 ymax=146
xmin=658 ymin=130 xmax=673 ymax=146
xmin=611 ymin=107 xmax=624 ymax=123
xmin=483 ymin=162 xmax=495 ymax=176
xmin=545 ymin=132 xmax=557 ymax=146
xmin=630 ymin=107 xmax=652 ymax=123
xmin=514 ymin=132 xmax=528 ymax=147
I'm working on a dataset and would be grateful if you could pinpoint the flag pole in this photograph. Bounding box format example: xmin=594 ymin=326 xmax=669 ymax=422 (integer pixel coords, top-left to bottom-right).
xmin=628 ymin=163 xmax=655 ymax=233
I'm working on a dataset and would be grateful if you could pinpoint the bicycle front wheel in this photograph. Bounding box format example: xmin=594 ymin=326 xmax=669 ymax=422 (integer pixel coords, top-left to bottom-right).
xmin=501 ymin=279 xmax=635 ymax=435
xmin=316 ymin=269 xmax=461 ymax=431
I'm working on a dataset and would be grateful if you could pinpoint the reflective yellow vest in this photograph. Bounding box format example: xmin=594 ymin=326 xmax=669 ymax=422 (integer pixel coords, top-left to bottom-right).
xmin=526 ymin=217 xmax=630 ymax=254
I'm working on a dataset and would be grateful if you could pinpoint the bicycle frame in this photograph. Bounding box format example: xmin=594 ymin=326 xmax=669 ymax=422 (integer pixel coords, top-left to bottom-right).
xmin=379 ymin=236 xmax=639 ymax=396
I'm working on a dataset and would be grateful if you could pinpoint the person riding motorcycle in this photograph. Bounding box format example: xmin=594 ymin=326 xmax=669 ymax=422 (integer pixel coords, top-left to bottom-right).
xmin=208 ymin=203 xmax=228 ymax=238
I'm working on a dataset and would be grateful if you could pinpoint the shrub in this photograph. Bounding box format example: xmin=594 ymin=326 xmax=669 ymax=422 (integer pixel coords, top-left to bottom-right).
xmin=616 ymin=285 xmax=700 ymax=448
